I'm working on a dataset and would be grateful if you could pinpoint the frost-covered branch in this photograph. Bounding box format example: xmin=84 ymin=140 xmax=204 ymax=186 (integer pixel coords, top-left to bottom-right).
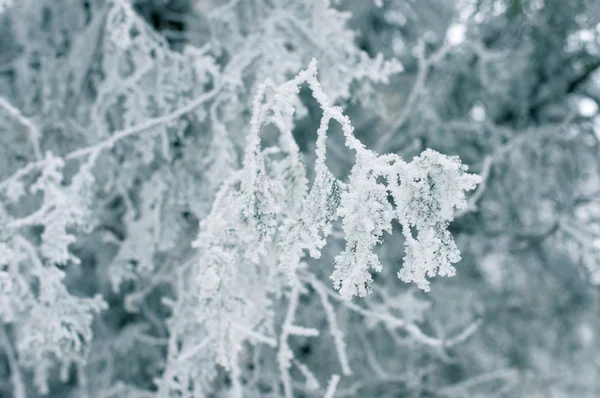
xmin=188 ymin=58 xmax=478 ymax=395
xmin=0 ymin=327 xmax=26 ymax=398
xmin=0 ymin=83 xmax=221 ymax=195
xmin=0 ymin=96 xmax=41 ymax=160
xmin=323 ymin=374 xmax=341 ymax=398
xmin=377 ymin=40 xmax=452 ymax=151
xmin=302 ymin=272 xmax=481 ymax=349
xmin=456 ymin=112 xmax=575 ymax=217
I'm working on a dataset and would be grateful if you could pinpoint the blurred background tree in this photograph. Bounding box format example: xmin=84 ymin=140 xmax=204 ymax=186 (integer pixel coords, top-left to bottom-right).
xmin=0 ymin=0 xmax=599 ymax=397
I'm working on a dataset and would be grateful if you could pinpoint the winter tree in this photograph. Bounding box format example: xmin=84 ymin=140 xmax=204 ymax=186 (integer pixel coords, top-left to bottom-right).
xmin=0 ymin=0 xmax=599 ymax=397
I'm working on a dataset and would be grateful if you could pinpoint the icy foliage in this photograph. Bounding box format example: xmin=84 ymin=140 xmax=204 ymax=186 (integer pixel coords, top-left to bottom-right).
xmin=190 ymin=59 xmax=479 ymax=371
xmin=142 ymin=56 xmax=480 ymax=396
xmin=2 ymin=0 xmax=597 ymax=396
xmin=0 ymin=160 xmax=105 ymax=394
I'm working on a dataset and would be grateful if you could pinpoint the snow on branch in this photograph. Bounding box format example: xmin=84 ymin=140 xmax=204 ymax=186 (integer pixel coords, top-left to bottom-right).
xmin=199 ymin=59 xmax=482 ymax=307
xmin=192 ymin=59 xmax=481 ymax=372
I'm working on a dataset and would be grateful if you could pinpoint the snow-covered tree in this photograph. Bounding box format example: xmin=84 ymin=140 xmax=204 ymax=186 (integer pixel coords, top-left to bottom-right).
xmin=0 ymin=0 xmax=599 ymax=397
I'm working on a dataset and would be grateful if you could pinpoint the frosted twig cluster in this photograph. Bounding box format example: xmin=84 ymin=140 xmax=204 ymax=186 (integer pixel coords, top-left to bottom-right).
xmin=189 ymin=60 xmax=480 ymax=385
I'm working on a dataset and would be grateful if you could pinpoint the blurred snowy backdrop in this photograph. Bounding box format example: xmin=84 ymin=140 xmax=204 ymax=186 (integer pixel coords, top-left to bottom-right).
xmin=0 ymin=0 xmax=600 ymax=397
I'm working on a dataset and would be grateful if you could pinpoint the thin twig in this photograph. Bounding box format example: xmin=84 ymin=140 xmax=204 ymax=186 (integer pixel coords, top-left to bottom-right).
xmin=0 ymin=96 xmax=42 ymax=160
xmin=0 ymin=84 xmax=221 ymax=193
xmin=456 ymin=112 xmax=576 ymax=218
xmin=377 ymin=41 xmax=452 ymax=151
xmin=323 ymin=374 xmax=341 ymax=398
xmin=0 ymin=327 xmax=27 ymax=398
xmin=300 ymin=272 xmax=481 ymax=349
